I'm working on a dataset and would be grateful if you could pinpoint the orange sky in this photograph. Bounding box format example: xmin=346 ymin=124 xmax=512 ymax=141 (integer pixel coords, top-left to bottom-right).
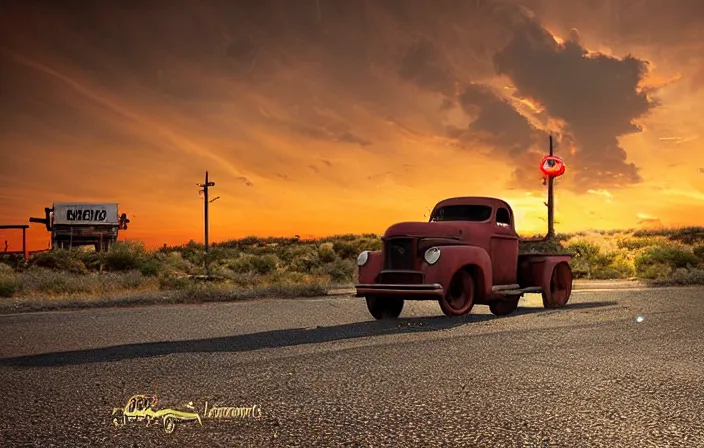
xmin=1 ymin=0 xmax=704 ymax=250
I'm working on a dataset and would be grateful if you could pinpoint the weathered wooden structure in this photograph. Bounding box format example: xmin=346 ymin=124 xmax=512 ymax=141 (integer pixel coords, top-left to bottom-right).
xmin=29 ymin=203 xmax=130 ymax=251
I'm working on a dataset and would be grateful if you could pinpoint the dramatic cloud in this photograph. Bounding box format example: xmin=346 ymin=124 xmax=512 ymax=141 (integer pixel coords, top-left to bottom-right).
xmin=446 ymin=83 xmax=549 ymax=188
xmin=456 ymin=84 xmax=545 ymax=155
xmin=494 ymin=15 xmax=655 ymax=190
xmin=398 ymin=37 xmax=458 ymax=98
xmin=1 ymin=0 xmax=703 ymax=247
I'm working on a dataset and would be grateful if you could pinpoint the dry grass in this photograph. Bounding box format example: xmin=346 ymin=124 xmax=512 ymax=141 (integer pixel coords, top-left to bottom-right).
xmin=1 ymin=228 xmax=704 ymax=313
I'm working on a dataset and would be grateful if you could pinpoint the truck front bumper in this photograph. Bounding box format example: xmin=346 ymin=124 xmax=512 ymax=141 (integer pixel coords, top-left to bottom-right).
xmin=354 ymin=283 xmax=444 ymax=299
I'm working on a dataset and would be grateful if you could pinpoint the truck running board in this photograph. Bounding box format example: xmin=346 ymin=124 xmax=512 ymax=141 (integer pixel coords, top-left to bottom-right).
xmin=493 ymin=286 xmax=543 ymax=295
xmin=492 ymin=284 xmax=520 ymax=292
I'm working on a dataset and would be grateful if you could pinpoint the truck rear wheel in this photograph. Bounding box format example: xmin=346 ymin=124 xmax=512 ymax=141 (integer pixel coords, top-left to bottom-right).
xmin=489 ymin=296 xmax=519 ymax=316
xmin=542 ymin=262 xmax=573 ymax=308
xmin=439 ymin=269 xmax=475 ymax=317
xmin=366 ymin=296 xmax=404 ymax=319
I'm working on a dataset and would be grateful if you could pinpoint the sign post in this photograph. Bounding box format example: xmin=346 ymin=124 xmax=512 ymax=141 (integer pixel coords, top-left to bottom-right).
xmin=540 ymin=136 xmax=567 ymax=239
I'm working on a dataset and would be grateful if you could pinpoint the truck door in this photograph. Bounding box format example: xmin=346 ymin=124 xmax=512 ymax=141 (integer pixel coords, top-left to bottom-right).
xmin=490 ymin=207 xmax=519 ymax=286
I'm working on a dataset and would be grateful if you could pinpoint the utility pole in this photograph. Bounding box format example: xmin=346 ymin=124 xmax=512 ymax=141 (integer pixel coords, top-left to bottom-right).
xmin=547 ymin=135 xmax=555 ymax=239
xmin=197 ymin=171 xmax=215 ymax=276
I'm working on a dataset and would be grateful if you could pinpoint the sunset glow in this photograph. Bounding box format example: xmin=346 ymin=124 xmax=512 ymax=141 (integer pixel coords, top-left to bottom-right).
xmin=1 ymin=0 xmax=704 ymax=251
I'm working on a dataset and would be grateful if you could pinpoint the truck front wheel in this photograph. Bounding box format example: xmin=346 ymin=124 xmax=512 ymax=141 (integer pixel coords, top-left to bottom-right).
xmin=439 ymin=269 xmax=475 ymax=317
xmin=366 ymin=296 xmax=404 ymax=319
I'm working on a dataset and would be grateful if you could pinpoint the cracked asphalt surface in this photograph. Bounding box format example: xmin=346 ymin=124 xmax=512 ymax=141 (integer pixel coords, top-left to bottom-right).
xmin=0 ymin=286 xmax=703 ymax=447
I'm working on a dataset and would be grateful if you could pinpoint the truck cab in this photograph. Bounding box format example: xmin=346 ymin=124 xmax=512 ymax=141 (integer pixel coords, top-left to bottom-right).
xmin=355 ymin=197 xmax=573 ymax=319
xmin=429 ymin=197 xmax=519 ymax=286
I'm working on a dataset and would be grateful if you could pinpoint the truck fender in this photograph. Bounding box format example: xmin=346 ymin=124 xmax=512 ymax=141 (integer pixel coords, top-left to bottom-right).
xmin=517 ymin=255 xmax=571 ymax=287
xmin=357 ymin=250 xmax=383 ymax=284
xmin=425 ymin=245 xmax=493 ymax=299
xmin=539 ymin=257 xmax=571 ymax=288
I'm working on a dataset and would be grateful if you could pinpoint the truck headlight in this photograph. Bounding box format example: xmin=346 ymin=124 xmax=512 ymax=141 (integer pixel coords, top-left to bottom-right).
xmin=356 ymin=251 xmax=370 ymax=266
xmin=424 ymin=247 xmax=441 ymax=265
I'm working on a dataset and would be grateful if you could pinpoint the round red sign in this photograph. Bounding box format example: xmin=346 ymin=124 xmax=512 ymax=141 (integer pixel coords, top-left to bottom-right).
xmin=540 ymin=155 xmax=566 ymax=177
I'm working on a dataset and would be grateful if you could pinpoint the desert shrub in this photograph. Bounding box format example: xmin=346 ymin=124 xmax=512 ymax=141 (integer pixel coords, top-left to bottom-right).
xmin=96 ymin=242 xmax=162 ymax=277
xmin=588 ymin=251 xmax=621 ymax=279
xmin=288 ymin=248 xmax=321 ymax=273
xmin=357 ymin=237 xmax=382 ymax=252
xmin=250 ymin=254 xmax=278 ymax=275
xmin=564 ymin=239 xmax=601 ymax=278
xmin=568 ymin=256 xmax=590 ymax=278
xmin=0 ymin=254 xmax=26 ymax=270
xmin=113 ymin=271 xmax=149 ymax=289
xmin=662 ymin=227 xmax=704 ymax=245
xmin=667 ymin=268 xmax=704 ymax=285
xmin=75 ymin=251 xmax=105 ymax=271
xmin=634 ymin=226 xmax=704 ymax=239
xmin=566 ymin=239 xmax=600 ymax=259
xmin=0 ymin=263 xmax=15 ymax=275
xmin=228 ymin=255 xmax=254 ymax=274
xmin=20 ymin=268 xmax=94 ymax=295
xmin=158 ymin=273 xmax=193 ymax=290
xmin=237 ymin=236 xmax=262 ymax=247
xmin=610 ymin=253 xmax=635 ymax=277
xmin=519 ymin=238 xmax=569 ymax=254
xmin=29 ymin=250 xmax=88 ymax=274
xmin=138 ymin=257 xmax=162 ymax=277
xmin=634 ymin=245 xmax=699 ymax=277
xmin=206 ymin=246 xmax=231 ymax=264
xmin=103 ymin=242 xmax=147 ymax=271
xmin=693 ymin=245 xmax=704 ymax=261
xmin=638 ymin=263 xmax=672 ymax=280
xmin=179 ymin=240 xmax=205 ymax=265
xmin=266 ymin=270 xmax=314 ymax=286
xmin=227 ymin=272 xmax=261 ymax=287
xmin=321 ymin=258 xmax=356 ymax=284
xmin=591 ymin=258 xmax=635 ymax=279
xmin=616 ymin=237 xmax=662 ymax=250
xmin=158 ymin=251 xmax=198 ymax=276
xmin=278 ymin=245 xmax=314 ymax=264
xmin=332 ymin=241 xmax=359 ymax=259
xmin=0 ymin=274 xmax=21 ymax=297
xmin=317 ymin=242 xmax=336 ymax=263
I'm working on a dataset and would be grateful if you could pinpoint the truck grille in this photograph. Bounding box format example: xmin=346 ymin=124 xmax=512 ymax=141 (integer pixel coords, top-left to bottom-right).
xmin=379 ymin=271 xmax=423 ymax=284
xmin=384 ymin=238 xmax=415 ymax=270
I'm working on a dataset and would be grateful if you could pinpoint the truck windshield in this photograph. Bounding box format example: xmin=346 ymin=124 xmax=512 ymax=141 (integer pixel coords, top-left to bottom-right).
xmin=430 ymin=205 xmax=492 ymax=222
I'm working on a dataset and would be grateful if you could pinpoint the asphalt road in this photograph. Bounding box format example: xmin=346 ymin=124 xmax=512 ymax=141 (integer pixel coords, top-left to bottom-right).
xmin=1 ymin=287 xmax=703 ymax=447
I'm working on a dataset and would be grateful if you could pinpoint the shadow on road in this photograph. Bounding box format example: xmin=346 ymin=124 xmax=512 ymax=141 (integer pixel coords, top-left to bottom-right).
xmin=0 ymin=301 xmax=617 ymax=368
xmin=515 ymin=300 xmax=618 ymax=316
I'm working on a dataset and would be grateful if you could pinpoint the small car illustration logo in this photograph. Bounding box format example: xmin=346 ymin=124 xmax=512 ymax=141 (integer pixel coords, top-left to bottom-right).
xmin=111 ymin=394 xmax=202 ymax=434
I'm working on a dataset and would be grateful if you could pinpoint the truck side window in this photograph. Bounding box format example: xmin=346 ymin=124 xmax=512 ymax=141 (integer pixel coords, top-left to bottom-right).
xmin=496 ymin=207 xmax=511 ymax=227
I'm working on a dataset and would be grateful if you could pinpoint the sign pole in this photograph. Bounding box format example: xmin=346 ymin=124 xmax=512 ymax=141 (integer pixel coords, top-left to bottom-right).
xmin=547 ymin=135 xmax=555 ymax=239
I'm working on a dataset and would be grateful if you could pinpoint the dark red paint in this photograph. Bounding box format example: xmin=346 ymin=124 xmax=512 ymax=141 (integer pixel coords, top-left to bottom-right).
xmin=355 ymin=197 xmax=574 ymax=318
